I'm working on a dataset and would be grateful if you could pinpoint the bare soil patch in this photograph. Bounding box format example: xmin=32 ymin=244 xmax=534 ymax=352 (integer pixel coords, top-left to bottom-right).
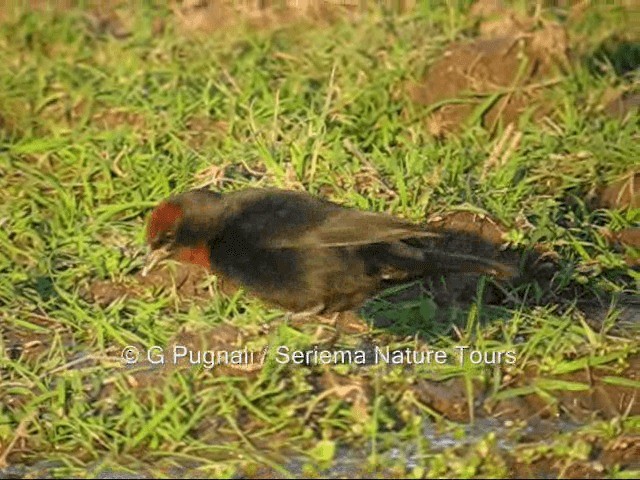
xmin=0 ymin=104 xmax=25 ymax=138
xmin=408 ymin=13 xmax=569 ymax=136
xmin=490 ymin=354 xmax=640 ymax=422
xmin=183 ymin=116 xmax=230 ymax=150
xmin=86 ymin=263 xmax=212 ymax=308
xmin=90 ymin=107 xmax=148 ymax=131
xmin=171 ymin=0 xmax=361 ymax=35
xmin=408 ymin=352 xmax=640 ymax=424
xmin=604 ymin=91 xmax=640 ymax=121
xmin=511 ymin=434 xmax=640 ymax=479
xmin=170 ymin=0 xmax=418 ymax=34
xmin=591 ymin=171 xmax=640 ymax=210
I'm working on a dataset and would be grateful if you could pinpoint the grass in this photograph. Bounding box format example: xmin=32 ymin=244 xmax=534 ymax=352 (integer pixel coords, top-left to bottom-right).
xmin=0 ymin=1 xmax=639 ymax=478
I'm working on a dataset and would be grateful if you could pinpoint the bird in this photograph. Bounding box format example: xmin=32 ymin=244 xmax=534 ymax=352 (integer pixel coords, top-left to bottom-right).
xmin=143 ymin=188 xmax=518 ymax=318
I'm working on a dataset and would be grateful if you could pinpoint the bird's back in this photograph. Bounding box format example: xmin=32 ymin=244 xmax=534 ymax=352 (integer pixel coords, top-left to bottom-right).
xmin=170 ymin=188 xmax=516 ymax=314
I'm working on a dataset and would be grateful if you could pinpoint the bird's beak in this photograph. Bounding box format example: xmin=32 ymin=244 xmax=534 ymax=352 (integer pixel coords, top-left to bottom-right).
xmin=141 ymin=245 xmax=174 ymax=277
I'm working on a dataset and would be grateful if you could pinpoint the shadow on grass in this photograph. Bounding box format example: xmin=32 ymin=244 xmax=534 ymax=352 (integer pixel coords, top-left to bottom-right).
xmin=352 ymin=224 xmax=555 ymax=340
xmin=358 ymin=224 xmax=636 ymax=341
xmin=585 ymin=38 xmax=640 ymax=78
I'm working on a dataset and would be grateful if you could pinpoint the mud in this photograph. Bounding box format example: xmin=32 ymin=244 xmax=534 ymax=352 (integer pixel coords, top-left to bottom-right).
xmin=427 ymin=210 xmax=509 ymax=246
xmin=3 ymin=428 xmax=638 ymax=479
xmin=408 ymin=13 xmax=569 ymax=136
xmin=511 ymin=434 xmax=640 ymax=479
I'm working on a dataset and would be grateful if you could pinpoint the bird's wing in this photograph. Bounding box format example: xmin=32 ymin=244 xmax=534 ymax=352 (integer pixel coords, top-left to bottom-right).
xmin=268 ymin=209 xmax=440 ymax=248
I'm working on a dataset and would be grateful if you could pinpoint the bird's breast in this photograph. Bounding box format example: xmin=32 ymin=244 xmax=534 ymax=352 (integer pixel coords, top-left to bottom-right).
xmin=176 ymin=244 xmax=212 ymax=270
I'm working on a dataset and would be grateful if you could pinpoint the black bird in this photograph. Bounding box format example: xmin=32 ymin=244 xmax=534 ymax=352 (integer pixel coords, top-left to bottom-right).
xmin=144 ymin=188 xmax=517 ymax=316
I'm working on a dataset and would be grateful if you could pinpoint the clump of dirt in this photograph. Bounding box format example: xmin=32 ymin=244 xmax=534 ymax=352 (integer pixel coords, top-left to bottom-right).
xmin=600 ymin=228 xmax=640 ymax=268
xmin=590 ymin=171 xmax=640 ymax=210
xmin=408 ymin=12 xmax=569 ymax=136
xmin=410 ymin=378 xmax=473 ymax=422
xmin=469 ymin=0 xmax=506 ymax=20
xmin=603 ymin=91 xmax=640 ymax=121
xmin=172 ymin=0 xmax=419 ymax=33
xmin=427 ymin=210 xmax=508 ymax=245
xmin=86 ymin=263 xmax=212 ymax=307
xmin=609 ymin=229 xmax=640 ymax=249
xmin=307 ymin=370 xmax=373 ymax=422
xmin=334 ymin=311 xmax=370 ymax=334
xmin=422 ymin=211 xmax=513 ymax=305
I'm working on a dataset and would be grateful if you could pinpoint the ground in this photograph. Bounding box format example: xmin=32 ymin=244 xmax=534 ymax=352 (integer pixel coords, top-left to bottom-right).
xmin=0 ymin=1 xmax=639 ymax=478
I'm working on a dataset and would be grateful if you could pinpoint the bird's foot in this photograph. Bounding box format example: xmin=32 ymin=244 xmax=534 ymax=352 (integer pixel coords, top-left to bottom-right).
xmin=325 ymin=312 xmax=340 ymax=328
xmin=284 ymin=304 xmax=326 ymax=326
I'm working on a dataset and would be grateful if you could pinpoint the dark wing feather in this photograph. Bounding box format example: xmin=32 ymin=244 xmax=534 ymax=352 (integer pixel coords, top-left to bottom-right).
xmin=268 ymin=209 xmax=440 ymax=248
xmin=220 ymin=188 xmax=439 ymax=249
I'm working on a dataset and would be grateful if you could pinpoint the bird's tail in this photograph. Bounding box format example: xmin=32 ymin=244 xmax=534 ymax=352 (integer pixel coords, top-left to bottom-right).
xmin=381 ymin=240 xmax=519 ymax=281
xmin=419 ymin=249 xmax=518 ymax=280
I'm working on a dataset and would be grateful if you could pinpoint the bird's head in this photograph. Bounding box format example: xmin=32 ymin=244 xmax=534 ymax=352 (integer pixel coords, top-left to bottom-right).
xmin=146 ymin=200 xmax=183 ymax=251
xmin=142 ymin=189 xmax=224 ymax=275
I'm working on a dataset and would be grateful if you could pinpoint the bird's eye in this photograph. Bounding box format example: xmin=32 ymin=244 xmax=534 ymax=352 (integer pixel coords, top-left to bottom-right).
xmin=150 ymin=229 xmax=176 ymax=250
xmin=161 ymin=230 xmax=176 ymax=244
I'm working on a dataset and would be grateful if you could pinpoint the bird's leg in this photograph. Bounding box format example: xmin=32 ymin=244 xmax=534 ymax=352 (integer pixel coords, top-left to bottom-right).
xmin=285 ymin=304 xmax=326 ymax=325
xmin=326 ymin=312 xmax=340 ymax=328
